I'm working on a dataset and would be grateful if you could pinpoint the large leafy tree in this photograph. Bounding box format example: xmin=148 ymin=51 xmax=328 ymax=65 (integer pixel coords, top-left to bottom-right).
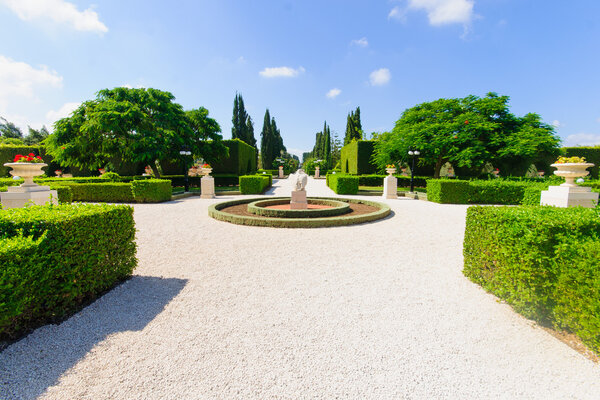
xmin=24 ymin=126 xmax=50 ymax=145
xmin=373 ymin=93 xmax=560 ymax=178
xmin=46 ymin=87 xmax=225 ymax=177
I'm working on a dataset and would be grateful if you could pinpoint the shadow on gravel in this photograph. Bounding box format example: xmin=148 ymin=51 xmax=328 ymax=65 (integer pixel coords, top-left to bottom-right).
xmin=0 ymin=275 xmax=187 ymax=400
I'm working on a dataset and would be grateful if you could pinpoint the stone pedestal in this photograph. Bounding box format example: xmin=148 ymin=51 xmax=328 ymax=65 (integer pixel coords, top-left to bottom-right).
xmin=383 ymin=175 xmax=398 ymax=199
xmin=290 ymin=189 xmax=307 ymax=209
xmin=0 ymin=185 xmax=58 ymax=208
xmin=315 ymin=167 xmax=320 ymax=179
xmin=278 ymin=168 xmax=284 ymax=179
xmin=200 ymin=176 xmax=215 ymax=199
xmin=540 ymin=185 xmax=598 ymax=208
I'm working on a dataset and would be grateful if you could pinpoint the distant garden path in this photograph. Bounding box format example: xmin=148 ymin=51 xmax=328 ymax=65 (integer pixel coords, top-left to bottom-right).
xmin=1 ymin=185 xmax=599 ymax=399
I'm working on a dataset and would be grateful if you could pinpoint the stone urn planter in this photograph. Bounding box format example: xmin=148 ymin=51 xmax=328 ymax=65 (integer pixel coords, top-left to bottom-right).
xmin=4 ymin=162 xmax=47 ymax=187
xmin=386 ymin=168 xmax=397 ymax=175
xmin=201 ymin=167 xmax=213 ymax=176
xmin=551 ymin=163 xmax=594 ymax=187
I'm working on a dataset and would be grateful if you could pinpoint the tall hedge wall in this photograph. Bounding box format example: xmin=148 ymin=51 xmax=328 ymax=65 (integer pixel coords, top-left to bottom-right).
xmin=212 ymin=139 xmax=257 ymax=175
xmin=562 ymin=146 xmax=600 ymax=179
xmin=340 ymin=140 xmax=377 ymax=175
xmin=0 ymin=204 xmax=137 ymax=340
xmin=464 ymin=206 xmax=600 ymax=354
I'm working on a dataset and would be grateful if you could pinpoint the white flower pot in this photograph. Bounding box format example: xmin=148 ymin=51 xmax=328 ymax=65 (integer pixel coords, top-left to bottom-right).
xmin=201 ymin=167 xmax=212 ymax=176
xmin=551 ymin=163 xmax=594 ymax=187
xmin=4 ymin=163 xmax=47 ymax=187
xmin=386 ymin=168 xmax=397 ymax=175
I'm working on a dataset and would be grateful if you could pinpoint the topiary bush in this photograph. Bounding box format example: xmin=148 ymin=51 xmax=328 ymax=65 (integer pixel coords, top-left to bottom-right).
xmin=467 ymin=180 xmax=529 ymax=204
xmin=426 ymin=180 xmax=469 ymax=204
xmin=239 ymin=175 xmax=271 ymax=194
xmin=463 ymin=205 xmax=600 ymax=354
xmin=327 ymin=174 xmax=359 ymax=194
xmin=212 ymin=139 xmax=257 ymax=175
xmin=340 ymin=140 xmax=377 ymax=175
xmin=131 ymin=179 xmax=172 ymax=202
xmin=0 ymin=204 xmax=137 ymax=340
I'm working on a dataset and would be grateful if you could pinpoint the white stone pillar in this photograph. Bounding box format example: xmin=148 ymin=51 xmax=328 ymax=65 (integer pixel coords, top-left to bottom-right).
xmin=383 ymin=175 xmax=398 ymax=199
xmin=200 ymin=176 xmax=215 ymax=199
xmin=278 ymin=166 xmax=284 ymax=178
xmin=290 ymin=189 xmax=307 ymax=209
xmin=1 ymin=186 xmax=58 ymax=208
xmin=315 ymin=166 xmax=320 ymax=179
xmin=540 ymin=186 xmax=598 ymax=208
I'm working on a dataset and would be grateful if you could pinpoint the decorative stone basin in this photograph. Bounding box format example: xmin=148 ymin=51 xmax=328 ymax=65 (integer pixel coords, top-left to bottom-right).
xmin=247 ymin=198 xmax=350 ymax=218
xmin=4 ymin=162 xmax=47 ymax=187
xmin=551 ymin=163 xmax=595 ymax=187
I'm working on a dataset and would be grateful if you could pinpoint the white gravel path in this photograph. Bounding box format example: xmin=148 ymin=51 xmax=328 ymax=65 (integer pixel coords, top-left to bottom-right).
xmin=1 ymin=177 xmax=599 ymax=399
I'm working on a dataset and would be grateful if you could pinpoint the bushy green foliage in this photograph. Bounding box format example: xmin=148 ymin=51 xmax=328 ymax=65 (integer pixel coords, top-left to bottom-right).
xmin=426 ymin=180 xmax=470 ymax=204
xmin=0 ymin=204 xmax=137 ymax=340
xmin=521 ymin=183 xmax=552 ymax=205
xmin=357 ymin=174 xmax=429 ymax=187
xmin=340 ymin=140 xmax=377 ymax=175
xmin=257 ymin=169 xmax=278 ymax=176
xmin=212 ymin=139 xmax=257 ymax=175
xmin=54 ymin=182 xmax=135 ymax=202
xmin=161 ymin=174 xmax=239 ymax=187
xmin=131 ymin=179 xmax=172 ymax=202
xmin=327 ymin=174 xmax=358 ymax=194
xmin=239 ymin=175 xmax=271 ymax=194
xmin=563 ymin=146 xmax=600 ymax=179
xmin=463 ymin=206 xmax=600 ymax=354
xmin=48 ymin=185 xmax=73 ymax=203
xmin=468 ymin=180 xmax=529 ymax=204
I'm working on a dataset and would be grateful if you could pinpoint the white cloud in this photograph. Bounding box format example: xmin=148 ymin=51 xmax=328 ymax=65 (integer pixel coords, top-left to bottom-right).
xmin=0 ymin=55 xmax=62 ymax=108
xmin=46 ymin=101 xmax=80 ymax=122
xmin=388 ymin=6 xmax=406 ymax=22
xmin=390 ymin=0 xmax=475 ymax=26
xmin=259 ymin=66 xmax=305 ymax=78
xmin=326 ymin=88 xmax=341 ymax=99
xmin=552 ymin=120 xmax=562 ymax=128
xmin=0 ymin=0 xmax=108 ymax=33
xmin=369 ymin=68 xmax=391 ymax=86
xmin=408 ymin=0 xmax=474 ymax=26
xmin=351 ymin=37 xmax=369 ymax=47
xmin=563 ymin=133 xmax=600 ymax=147
xmin=237 ymin=56 xmax=247 ymax=64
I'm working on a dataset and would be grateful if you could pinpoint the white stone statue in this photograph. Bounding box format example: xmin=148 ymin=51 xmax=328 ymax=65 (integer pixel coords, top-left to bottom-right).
xmin=293 ymin=170 xmax=308 ymax=191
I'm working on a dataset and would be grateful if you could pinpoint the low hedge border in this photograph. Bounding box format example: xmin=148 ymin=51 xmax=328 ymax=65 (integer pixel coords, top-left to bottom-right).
xmin=0 ymin=204 xmax=137 ymax=340
xmin=464 ymin=206 xmax=600 ymax=355
xmin=131 ymin=179 xmax=172 ymax=203
xmin=247 ymin=198 xmax=350 ymax=218
xmin=209 ymin=197 xmax=390 ymax=228
xmin=53 ymin=182 xmax=135 ymax=202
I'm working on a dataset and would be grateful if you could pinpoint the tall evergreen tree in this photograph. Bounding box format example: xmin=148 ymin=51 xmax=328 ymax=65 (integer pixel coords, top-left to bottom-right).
xmin=260 ymin=109 xmax=274 ymax=169
xmin=353 ymin=107 xmax=363 ymax=137
xmin=324 ymin=122 xmax=332 ymax=168
xmin=344 ymin=113 xmax=356 ymax=145
xmin=343 ymin=107 xmax=363 ymax=144
xmin=232 ymin=93 xmax=257 ymax=147
xmin=245 ymin=115 xmax=256 ymax=148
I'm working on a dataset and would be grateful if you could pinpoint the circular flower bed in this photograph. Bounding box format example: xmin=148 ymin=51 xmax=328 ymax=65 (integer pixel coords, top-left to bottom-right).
xmin=208 ymin=197 xmax=391 ymax=228
xmin=247 ymin=198 xmax=350 ymax=218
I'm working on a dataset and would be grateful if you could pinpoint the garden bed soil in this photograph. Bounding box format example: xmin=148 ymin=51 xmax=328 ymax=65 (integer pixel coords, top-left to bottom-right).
xmin=221 ymin=202 xmax=378 ymax=218
xmin=265 ymin=203 xmax=333 ymax=210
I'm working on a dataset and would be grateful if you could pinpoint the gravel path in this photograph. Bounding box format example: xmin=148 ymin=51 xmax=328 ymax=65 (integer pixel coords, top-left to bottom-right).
xmin=1 ymin=178 xmax=599 ymax=399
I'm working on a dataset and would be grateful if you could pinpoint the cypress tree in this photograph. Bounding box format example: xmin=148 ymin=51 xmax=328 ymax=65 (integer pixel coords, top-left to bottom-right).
xmin=246 ymin=115 xmax=256 ymax=148
xmin=344 ymin=113 xmax=355 ymax=145
xmin=232 ymin=93 xmax=241 ymax=140
xmin=260 ymin=109 xmax=274 ymax=169
xmin=353 ymin=106 xmax=363 ymax=138
xmin=324 ymin=123 xmax=332 ymax=168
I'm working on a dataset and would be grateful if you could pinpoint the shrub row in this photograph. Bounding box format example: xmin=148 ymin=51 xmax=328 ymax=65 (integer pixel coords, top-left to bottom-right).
xmin=357 ymin=174 xmax=429 ymax=188
xmin=51 ymin=180 xmax=172 ymax=203
xmin=327 ymin=174 xmax=359 ymax=194
xmin=427 ymin=179 xmax=552 ymax=205
xmin=257 ymin=169 xmax=278 ymax=176
xmin=464 ymin=206 xmax=600 ymax=354
xmin=239 ymin=175 xmax=271 ymax=194
xmin=0 ymin=204 xmax=137 ymax=340
xmin=161 ymin=174 xmax=239 ymax=187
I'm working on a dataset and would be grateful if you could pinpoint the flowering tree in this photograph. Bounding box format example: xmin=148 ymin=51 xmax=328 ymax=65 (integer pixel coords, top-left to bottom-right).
xmin=46 ymin=87 xmax=226 ymax=177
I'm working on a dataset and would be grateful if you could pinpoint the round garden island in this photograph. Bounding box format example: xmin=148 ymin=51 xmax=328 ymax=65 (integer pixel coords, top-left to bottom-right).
xmin=208 ymin=197 xmax=391 ymax=228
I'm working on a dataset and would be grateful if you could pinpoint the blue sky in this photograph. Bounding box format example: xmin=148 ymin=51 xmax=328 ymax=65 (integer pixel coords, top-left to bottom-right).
xmin=1 ymin=0 xmax=599 ymax=158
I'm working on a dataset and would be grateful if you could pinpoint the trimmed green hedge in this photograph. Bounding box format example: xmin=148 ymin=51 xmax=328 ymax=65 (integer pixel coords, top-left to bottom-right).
xmin=464 ymin=206 xmax=600 ymax=354
xmin=427 ymin=180 xmax=470 ymax=204
xmin=162 ymin=174 xmax=239 ymax=187
xmin=0 ymin=204 xmax=137 ymax=340
xmin=327 ymin=174 xmax=359 ymax=194
xmin=340 ymin=140 xmax=377 ymax=175
xmin=358 ymin=174 xmax=429 ymax=188
xmin=258 ymin=169 xmax=278 ymax=176
xmin=212 ymin=139 xmax=257 ymax=175
xmin=55 ymin=182 xmax=135 ymax=202
xmin=239 ymin=175 xmax=271 ymax=194
xmin=131 ymin=179 xmax=172 ymax=202
xmin=563 ymin=146 xmax=600 ymax=179
xmin=467 ymin=180 xmax=529 ymax=205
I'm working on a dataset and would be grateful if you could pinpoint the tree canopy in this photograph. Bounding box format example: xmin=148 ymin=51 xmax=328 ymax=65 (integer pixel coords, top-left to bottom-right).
xmin=344 ymin=107 xmax=363 ymax=145
xmin=0 ymin=116 xmax=23 ymax=139
xmin=232 ymin=93 xmax=257 ymax=148
xmin=373 ymin=93 xmax=561 ymax=178
xmin=46 ymin=87 xmax=226 ymax=177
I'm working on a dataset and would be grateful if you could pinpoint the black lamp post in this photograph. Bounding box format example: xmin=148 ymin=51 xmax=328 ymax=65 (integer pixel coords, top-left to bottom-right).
xmin=179 ymin=149 xmax=192 ymax=192
xmin=408 ymin=150 xmax=420 ymax=193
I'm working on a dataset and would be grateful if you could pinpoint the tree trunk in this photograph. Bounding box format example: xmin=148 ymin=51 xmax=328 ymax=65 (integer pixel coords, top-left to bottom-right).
xmin=434 ymin=156 xmax=444 ymax=179
xmin=150 ymin=161 xmax=161 ymax=179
